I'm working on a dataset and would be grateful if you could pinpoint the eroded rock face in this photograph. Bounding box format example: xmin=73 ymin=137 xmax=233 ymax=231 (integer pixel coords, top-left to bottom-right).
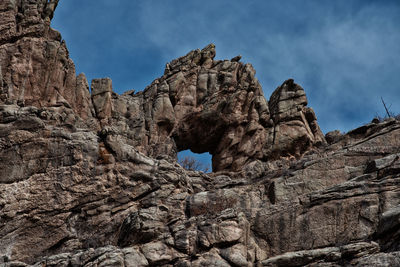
xmin=0 ymin=0 xmax=95 ymax=122
xmin=104 ymin=44 xmax=325 ymax=172
xmin=1 ymin=1 xmax=400 ymax=266
xmin=0 ymin=0 xmax=325 ymax=172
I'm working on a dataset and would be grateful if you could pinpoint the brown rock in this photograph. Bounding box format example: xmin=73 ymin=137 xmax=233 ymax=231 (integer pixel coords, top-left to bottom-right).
xmin=91 ymin=78 xmax=113 ymax=122
xmin=0 ymin=1 xmax=400 ymax=267
xmin=0 ymin=0 xmax=96 ymax=124
xmin=231 ymin=55 xmax=242 ymax=62
xmin=104 ymin=45 xmax=325 ymax=172
xmin=75 ymin=73 xmax=95 ymax=120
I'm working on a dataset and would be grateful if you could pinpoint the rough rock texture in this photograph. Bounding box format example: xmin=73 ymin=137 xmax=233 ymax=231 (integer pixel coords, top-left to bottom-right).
xmin=106 ymin=44 xmax=325 ymax=172
xmin=0 ymin=0 xmax=325 ymax=172
xmin=1 ymin=1 xmax=400 ymax=266
xmin=0 ymin=0 xmax=96 ymax=123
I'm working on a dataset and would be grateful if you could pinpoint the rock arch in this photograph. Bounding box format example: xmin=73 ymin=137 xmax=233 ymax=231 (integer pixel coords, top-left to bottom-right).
xmin=0 ymin=0 xmax=325 ymax=172
xmin=101 ymin=44 xmax=326 ymax=171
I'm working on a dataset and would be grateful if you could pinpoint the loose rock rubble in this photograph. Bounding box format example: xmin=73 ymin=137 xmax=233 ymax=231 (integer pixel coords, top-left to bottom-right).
xmin=1 ymin=1 xmax=400 ymax=266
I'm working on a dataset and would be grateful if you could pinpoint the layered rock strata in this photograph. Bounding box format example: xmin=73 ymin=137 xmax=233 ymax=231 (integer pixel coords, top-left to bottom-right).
xmin=1 ymin=1 xmax=400 ymax=266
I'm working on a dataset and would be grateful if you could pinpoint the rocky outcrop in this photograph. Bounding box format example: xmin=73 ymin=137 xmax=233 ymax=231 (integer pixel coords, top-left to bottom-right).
xmin=0 ymin=0 xmax=95 ymax=122
xmin=1 ymin=1 xmax=400 ymax=266
xmin=104 ymin=44 xmax=325 ymax=172
xmin=0 ymin=0 xmax=325 ymax=172
xmin=1 ymin=105 xmax=399 ymax=266
xmin=91 ymin=78 xmax=113 ymax=123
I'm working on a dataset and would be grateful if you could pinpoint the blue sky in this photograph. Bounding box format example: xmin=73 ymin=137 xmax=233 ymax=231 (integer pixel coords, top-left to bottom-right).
xmin=52 ymin=1 xmax=400 ymax=169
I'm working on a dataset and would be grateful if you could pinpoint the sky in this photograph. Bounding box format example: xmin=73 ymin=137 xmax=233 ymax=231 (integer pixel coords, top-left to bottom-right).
xmin=51 ymin=0 xmax=400 ymax=170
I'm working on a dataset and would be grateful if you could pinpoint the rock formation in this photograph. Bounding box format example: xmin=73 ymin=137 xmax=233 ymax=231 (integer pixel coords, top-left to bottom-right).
xmin=94 ymin=44 xmax=325 ymax=172
xmin=1 ymin=1 xmax=400 ymax=266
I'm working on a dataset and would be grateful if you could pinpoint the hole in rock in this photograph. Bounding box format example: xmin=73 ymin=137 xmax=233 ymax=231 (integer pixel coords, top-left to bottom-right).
xmin=178 ymin=150 xmax=212 ymax=173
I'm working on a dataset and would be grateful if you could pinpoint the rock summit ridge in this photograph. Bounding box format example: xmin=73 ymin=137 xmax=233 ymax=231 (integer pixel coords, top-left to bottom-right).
xmin=99 ymin=42 xmax=325 ymax=172
xmin=0 ymin=0 xmax=325 ymax=172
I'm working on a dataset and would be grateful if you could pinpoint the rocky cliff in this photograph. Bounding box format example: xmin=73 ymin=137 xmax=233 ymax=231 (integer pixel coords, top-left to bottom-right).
xmin=1 ymin=1 xmax=400 ymax=266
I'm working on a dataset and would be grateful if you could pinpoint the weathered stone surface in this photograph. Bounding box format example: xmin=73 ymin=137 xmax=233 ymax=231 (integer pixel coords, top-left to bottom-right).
xmin=0 ymin=0 xmax=100 ymax=137
xmin=29 ymin=246 xmax=147 ymax=267
xmin=220 ymin=243 xmax=249 ymax=266
xmin=261 ymin=242 xmax=379 ymax=266
xmin=91 ymin=78 xmax=113 ymax=123
xmin=352 ymin=252 xmax=400 ymax=267
xmin=141 ymin=241 xmax=184 ymax=265
xmin=1 ymin=1 xmax=400 ymax=267
xmin=100 ymin=44 xmax=325 ymax=172
xmin=75 ymin=73 xmax=96 ymax=120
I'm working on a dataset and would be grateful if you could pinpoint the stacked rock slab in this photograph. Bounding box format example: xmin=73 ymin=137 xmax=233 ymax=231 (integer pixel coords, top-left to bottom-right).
xmin=1 ymin=1 xmax=400 ymax=266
